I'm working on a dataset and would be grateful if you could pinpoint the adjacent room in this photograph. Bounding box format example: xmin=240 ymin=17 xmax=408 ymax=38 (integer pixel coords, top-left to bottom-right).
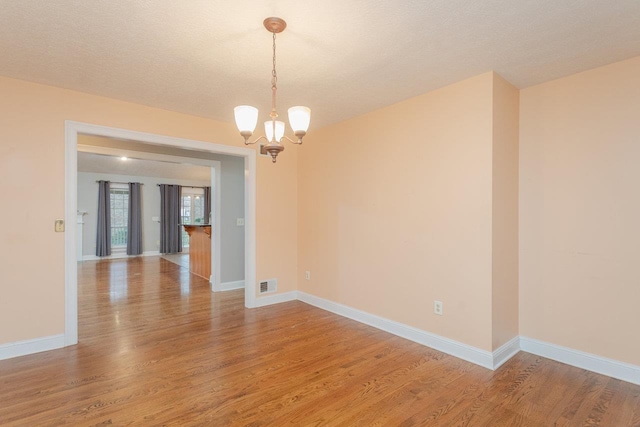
xmin=76 ymin=136 xmax=246 ymax=292
xmin=0 ymin=1 xmax=639 ymax=425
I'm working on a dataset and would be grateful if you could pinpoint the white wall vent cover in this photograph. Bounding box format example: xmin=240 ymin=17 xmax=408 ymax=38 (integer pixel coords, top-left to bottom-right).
xmin=259 ymin=278 xmax=277 ymax=294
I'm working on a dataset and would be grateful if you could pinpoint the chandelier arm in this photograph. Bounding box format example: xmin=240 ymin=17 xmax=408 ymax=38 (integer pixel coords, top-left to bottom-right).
xmin=243 ymin=135 xmax=268 ymax=146
xmin=281 ymin=135 xmax=303 ymax=145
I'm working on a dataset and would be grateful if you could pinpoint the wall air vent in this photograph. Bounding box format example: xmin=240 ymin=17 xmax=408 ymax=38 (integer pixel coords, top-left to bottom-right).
xmin=259 ymin=278 xmax=277 ymax=294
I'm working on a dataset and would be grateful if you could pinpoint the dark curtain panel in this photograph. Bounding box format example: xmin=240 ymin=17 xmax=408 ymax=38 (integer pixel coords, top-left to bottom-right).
xmin=127 ymin=182 xmax=143 ymax=255
xmin=159 ymin=184 xmax=182 ymax=254
xmin=96 ymin=180 xmax=111 ymax=257
xmin=204 ymin=186 xmax=211 ymax=224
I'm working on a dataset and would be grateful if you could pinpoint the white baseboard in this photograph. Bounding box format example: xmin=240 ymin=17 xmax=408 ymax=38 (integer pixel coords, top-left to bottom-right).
xmin=254 ymin=290 xmax=298 ymax=307
xmin=82 ymin=250 xmax=160 ymax=261
xmin=492 ymin=336 xmax=521 ymax=370
xmin=8 ymin=296 xmax=635 ymax=387
xmin=0 ymin=334 xmax=65 ymax=361
xmin=294 ymin=293 xmax=640 ymax=384
xmin=293 ymin=293 xmax=640 ymax=383
xmin=212 ymin=280 xmax=245 ymax=292
xmin=297 ymin=292 xmax=498 ymax=369
xmin=520 ymin=336 xmax=640 ymax=386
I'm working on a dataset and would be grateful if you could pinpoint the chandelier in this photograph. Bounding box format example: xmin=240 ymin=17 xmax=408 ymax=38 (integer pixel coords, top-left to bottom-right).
xmin=234 ymin=17 xmax=311 ymax=163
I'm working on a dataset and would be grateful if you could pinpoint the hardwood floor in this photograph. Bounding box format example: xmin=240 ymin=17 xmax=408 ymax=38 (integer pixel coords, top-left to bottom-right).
xmin=0 ymin=257 xmax=639 ymax=426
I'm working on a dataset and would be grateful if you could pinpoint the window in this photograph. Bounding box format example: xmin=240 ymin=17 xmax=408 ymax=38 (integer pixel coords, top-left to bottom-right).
xmin=181 ymin=188 xmax=206 ymax=248
xmin=110 ymin=184 xmax=129 ymax=249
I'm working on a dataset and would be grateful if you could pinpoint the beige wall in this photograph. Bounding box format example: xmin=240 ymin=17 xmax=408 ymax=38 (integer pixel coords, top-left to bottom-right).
xmin=0 ymin=76 xmax=298 ymax=345
xmin=519 ymin=56 xmax=640 ymax=365
xmin=4 ymin=52 xmax=637 ymax=367
xmin=298 ymin=72 xmax=497 ymax=351
xmin=491 ymin=74 xmax=520 ymax=349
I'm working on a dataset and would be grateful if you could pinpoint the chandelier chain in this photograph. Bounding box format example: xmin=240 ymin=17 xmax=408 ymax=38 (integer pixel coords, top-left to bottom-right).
xmin=271 ymin=31 xmax=278 ymax=114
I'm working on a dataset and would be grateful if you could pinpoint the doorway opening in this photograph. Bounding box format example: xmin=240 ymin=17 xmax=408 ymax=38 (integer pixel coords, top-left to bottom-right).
xmin=64 ymin=121 xmax=257 ymax=346
xmin=76 ymin=141 xmax=223 ymax=287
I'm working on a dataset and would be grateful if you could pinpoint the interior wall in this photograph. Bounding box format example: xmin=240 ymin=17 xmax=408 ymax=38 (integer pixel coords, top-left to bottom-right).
xmin=298 ymin=72 xmax=496 ymax=351
xmin=490 ymin=73 xmax=520 ymax=350
xmin=218 ymin=155 xmax=246 ymax=283
xmin=0 ymin=76 xmax=297 ymax=346
xmin=519 ymin=56 xmax=640 ymax=365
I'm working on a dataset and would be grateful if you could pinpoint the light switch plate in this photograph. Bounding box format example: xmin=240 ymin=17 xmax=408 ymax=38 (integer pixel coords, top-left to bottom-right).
xmin=55 ymin=219 xmax=65 ymax=232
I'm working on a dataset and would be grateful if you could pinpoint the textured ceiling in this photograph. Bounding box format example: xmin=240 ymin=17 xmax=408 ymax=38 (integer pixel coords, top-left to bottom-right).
xmin=78 ymin=152 xmax=211 ymax=181
xmin=1 ymin=1 xmax=639 ymax=129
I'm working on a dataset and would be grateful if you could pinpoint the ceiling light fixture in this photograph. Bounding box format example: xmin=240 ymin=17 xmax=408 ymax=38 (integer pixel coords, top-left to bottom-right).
xmin=234 ymin=17 xmax=311 ymax=163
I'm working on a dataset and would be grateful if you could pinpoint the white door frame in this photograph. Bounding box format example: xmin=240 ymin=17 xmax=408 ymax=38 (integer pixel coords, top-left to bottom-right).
xmin=210 ymin=164 xmax=222 ymax=291
xmin=65 ymin=121 xmax=257 ymax=346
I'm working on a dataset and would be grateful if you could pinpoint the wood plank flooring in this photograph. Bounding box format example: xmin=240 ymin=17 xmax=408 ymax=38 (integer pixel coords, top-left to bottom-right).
xmin=0 ymin=257 xmax=639 ymax=426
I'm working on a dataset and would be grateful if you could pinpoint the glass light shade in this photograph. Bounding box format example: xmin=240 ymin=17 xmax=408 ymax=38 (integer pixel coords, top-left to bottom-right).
xmin=264 ymin=120 xmax=285 ymax=142
xmin=288 ymin=106 xmax=311 ymax=132
xmin=234 ymin=105 xmax=259 ymax=133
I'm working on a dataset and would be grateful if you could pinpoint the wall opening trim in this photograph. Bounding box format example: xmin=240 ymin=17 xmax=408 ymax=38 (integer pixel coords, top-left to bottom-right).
xmin=64 ymin=121 xmax=257 ymax=346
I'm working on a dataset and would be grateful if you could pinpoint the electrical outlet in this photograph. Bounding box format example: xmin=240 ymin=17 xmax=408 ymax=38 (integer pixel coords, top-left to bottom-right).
xmin=54 ymin=219 xmax=65 ymax=232
xmin=237 ymin=218 xmax=245 ymax=226
xmin=434 ymin=300 xmax=443 ymax=316
xmin=305 ymin=271 xmax=311 ymax=280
